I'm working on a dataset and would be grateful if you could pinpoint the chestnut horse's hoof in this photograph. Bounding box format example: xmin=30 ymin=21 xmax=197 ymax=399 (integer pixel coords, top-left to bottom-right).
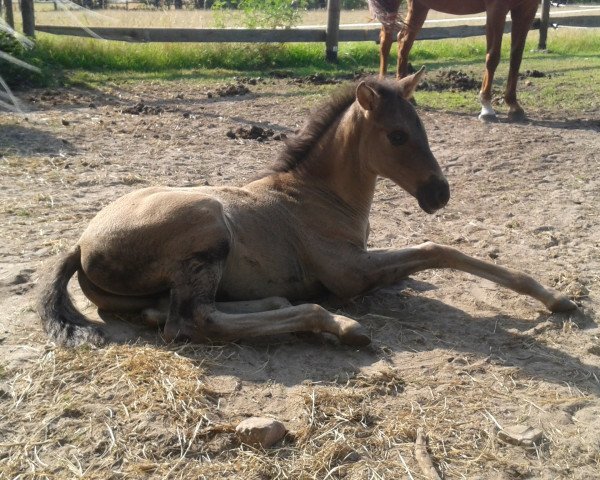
xmin=478 ymin=113 xmax=499 ymax=123
xmin=508 ymin=109 xmax=527 ymax=123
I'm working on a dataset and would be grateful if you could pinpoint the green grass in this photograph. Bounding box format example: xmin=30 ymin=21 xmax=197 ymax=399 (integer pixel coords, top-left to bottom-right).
xmin=5 ymin=29 xmax=600 ymax=116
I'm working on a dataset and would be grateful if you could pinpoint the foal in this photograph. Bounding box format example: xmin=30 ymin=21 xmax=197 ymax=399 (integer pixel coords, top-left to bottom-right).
xmin=38 ymin=72 xmax=575 ymax=348
xmin=370 ymin=0 xmax=539 ymax=121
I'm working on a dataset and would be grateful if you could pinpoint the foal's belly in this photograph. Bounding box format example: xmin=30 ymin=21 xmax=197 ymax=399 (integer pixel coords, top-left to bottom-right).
xmin=218 ymin=249 xmax=326 ymax=301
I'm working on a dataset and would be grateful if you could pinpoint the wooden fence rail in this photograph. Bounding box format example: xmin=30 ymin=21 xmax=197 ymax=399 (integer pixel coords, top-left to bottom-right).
xmin=4 ymin=0 xmax=600 ymax=62
xmin=34 ymin=14 xmax=599 ymax=44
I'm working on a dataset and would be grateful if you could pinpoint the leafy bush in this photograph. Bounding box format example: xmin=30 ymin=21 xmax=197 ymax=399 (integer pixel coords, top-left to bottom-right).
xmin=212 ymin=0 xmax=307 ymax=28
xmin=0 ymin=32 xmax=46 ymax=88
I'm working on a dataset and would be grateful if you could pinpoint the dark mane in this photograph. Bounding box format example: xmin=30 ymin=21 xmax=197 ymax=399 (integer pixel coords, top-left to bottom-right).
xmin=266 ymin=77 xmax=401 ymax=175
xmin=270 ymin=81 xmax=359 ymax=174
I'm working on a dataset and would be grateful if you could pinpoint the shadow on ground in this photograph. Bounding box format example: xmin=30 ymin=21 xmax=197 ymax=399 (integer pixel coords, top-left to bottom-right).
xmin=96 ymin=279 xmax=598 ymax=396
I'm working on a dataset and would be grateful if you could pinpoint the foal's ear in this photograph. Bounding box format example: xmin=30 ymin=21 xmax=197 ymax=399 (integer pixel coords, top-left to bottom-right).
xmin=356 ymin=82 xmax=380 ymax=111
xmin=398 ymin=66 xmax=426 ymax=99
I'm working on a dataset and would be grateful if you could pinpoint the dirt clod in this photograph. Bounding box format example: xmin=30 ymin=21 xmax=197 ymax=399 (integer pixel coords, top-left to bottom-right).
xmin=289 ymin=73 xmax=342 ymax=85
xmin=236 ymin=417 xmax=286 ymax=448
xmin=121 ymin=102 xmax=164 ymax=115
xmin=521 ymin=69 xmax=548 ymax=78
xmin=226 ymin=125 xmax=284 ymax=142
xmin=419 ymin=70 xmax=479 ymax=92
xmin=207 ymin=84 xmax=251 ymax=98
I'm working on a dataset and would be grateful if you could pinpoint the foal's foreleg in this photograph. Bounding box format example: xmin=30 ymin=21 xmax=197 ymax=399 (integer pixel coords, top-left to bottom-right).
xmin=334 ymin=242 xmax=576 ymax=312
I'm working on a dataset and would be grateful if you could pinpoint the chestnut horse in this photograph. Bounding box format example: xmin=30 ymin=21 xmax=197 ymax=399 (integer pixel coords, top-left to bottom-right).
xmin=38 ymin=73 xmax=575 ymax=348
xmin=369 ymin=0 xmax=539 ymax=121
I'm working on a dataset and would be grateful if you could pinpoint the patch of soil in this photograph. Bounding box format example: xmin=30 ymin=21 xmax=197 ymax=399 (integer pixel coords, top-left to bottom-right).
xmin=288 ymin=73 xmax=343 ymax=85
xmin=206 ymin=83 xmax=251 ymax=98
xmin=271 ymin=70 xmax=368 ymax=86
xmin=121 ymin=101 xmax=164 ymax=115
xmin=521 ymin=69 xmax=550 ymax=79
xmin=269 ymin=69 xmax=294 ymax=78
xmin=26 ymin=89 xmax=101 ymax=108
xmin=233 ymin=76 xmax=268 ymax=86
xmin=1 ymin=78 xmax=599 ymax=479
xmin=226 ymin=125 xmax=286 ymax=142
xmin=419 ymin=69 xmax=480 ymax=92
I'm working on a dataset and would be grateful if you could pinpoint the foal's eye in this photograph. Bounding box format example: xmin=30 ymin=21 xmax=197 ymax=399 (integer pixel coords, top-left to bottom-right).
xmin=387 ymin=130 xmax=409 ymax=146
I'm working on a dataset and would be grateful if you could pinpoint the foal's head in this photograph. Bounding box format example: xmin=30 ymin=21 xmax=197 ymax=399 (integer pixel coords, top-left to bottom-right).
xmin=355 ymin=71 xmax=450 ymax=214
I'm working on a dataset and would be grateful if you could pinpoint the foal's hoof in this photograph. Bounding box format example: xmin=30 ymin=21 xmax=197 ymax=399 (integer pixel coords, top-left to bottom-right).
xmin=549 ymin=296 xmax=578 ymax=313
xmin=337 ymin=316 xmax=371 ymax=346
xmin=142 ymin=308 xmax=167 ymax=327
xmin=478 ymin=113 xmax=499 ymax=123
xmin=507 ymin=109 xmax=527 ymax=123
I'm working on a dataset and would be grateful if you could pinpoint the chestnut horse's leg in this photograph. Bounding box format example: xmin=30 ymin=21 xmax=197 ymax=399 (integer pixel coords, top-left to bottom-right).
xmin=379 ymin=17 xmax=398 ymax=77
xmin=479 ymin=3 xmax=509 ymax=122
xmin=315 ymin=242 xmax=576 ymax=313
xmin=396 ymin=1 xmax=429 ymax=80
xmin=505 ymin=1 xmax=538 ymax=122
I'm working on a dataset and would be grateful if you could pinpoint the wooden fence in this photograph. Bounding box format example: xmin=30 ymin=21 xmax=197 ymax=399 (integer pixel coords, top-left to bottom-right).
xmin=5 ymin=0 xmax=600 ymax=62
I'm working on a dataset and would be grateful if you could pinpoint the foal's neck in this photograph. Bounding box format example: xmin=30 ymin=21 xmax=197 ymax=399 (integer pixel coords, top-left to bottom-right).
xmin=300 ymin=102 xmax=377 ymax=219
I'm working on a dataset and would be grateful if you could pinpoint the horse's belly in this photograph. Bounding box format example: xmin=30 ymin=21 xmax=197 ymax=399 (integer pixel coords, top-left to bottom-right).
xmin=218 ymin=256 xmax=324 ymax=302
xmin=420 ymin=0 xmax=485 ymax=15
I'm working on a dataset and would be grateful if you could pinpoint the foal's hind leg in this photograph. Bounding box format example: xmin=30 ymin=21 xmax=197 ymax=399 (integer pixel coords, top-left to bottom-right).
xmin=203 ymin=305 xmax=370 ymax=346
xmin=163 ymin=258 xmax=368 ymax=345
xmin=142 ymin=297 xmax=292 ymax=327
xmin=216 ymin=297 xmax=292 ymax=314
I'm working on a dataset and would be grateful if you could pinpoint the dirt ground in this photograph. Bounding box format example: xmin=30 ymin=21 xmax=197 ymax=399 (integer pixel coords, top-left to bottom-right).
xmin=1 ymin=77 xmax=599 ymax=479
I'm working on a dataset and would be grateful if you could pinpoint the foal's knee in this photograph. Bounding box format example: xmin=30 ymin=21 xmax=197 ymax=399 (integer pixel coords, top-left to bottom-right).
xmin=418 ymin=241 xmax=444 ymax=256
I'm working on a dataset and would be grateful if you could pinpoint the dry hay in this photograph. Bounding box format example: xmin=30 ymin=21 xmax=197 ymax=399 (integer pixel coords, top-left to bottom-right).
xmin=1 ymin=343 xmax=597 ymax=479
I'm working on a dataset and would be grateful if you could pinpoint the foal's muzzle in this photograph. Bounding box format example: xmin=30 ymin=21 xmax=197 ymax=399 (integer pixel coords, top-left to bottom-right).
xmin=416 ymin=176 xmax=450 ymax=214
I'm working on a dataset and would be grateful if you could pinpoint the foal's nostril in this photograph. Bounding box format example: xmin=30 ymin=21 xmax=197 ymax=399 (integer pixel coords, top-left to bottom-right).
xmin=435 ymin=180 xmax=450 ymax=207
xmin=416 ymin=177 xmax=450 ymax=213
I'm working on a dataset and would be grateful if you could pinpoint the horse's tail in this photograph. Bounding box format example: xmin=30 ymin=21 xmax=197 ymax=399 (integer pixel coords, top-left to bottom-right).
xmin=37 ymin=246 xmax=106 ymax=347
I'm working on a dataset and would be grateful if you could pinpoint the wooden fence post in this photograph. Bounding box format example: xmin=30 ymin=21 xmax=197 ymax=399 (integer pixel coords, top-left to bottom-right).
xmin=538 ymin=0 xmax=550 ymax=50
xmin=3 ymin=0 xmax=15 ymax=29
xmin=20 ymin=0 xmax=35 ymax=37
xmin=325 ymin=0 xmax=340 ymax=62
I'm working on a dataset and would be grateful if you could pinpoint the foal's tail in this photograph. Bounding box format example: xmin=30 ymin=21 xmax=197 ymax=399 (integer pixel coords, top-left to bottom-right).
xmin=37 ymin=246 xmax=106 ymax=347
